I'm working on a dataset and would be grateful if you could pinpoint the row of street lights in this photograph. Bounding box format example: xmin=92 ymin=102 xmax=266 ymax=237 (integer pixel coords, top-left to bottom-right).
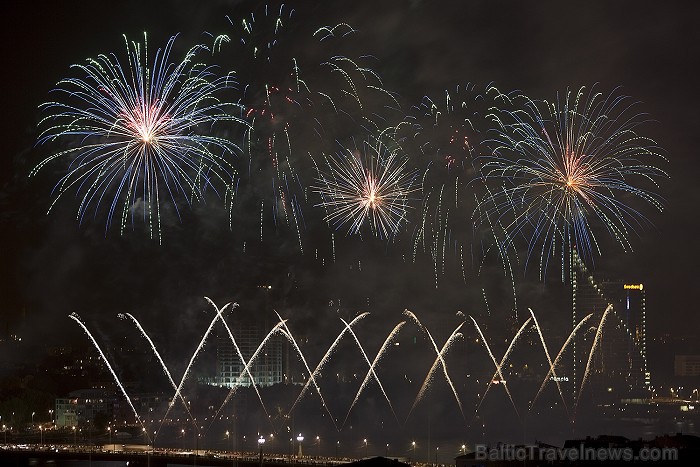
xmin=2 ymin=409 xmax=54 ymax=428
xmin=216 ymin=431 xmax=466 ymax=462
xmin=3 ymin=420 xmax=470 ymax=467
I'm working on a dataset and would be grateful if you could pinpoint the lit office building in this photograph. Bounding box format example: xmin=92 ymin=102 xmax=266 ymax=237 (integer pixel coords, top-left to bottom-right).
xmin=570 ymin=249 xmax=649 ymax=401
xmin=207 ymin=285 xmax=285 ymax=389
xmin=214 ymin=324 xmax=284 ymax=388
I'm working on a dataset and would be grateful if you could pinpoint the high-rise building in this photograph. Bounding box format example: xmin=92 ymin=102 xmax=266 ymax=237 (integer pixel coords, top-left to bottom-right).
xmin=570 ymin=249 xmax=649 ymax=401
xmin=207 ymin=285 xmax=285 ymax=389
xmin=214 ymin=323 xmax=284 ymax=387
xmin=599 ymin=281 xmax=649 ymax=392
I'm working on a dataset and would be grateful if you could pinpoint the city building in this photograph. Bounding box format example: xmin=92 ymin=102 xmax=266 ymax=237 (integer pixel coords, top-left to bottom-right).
xmin=213 ymin=323 xmax=284 ymax=387
xmin=674 ymin=355 xmax=700 ymax=377
xmin=205 ymin=285 xmax=285 ymax=389
xmin=55 ymin=388 xmax=116 ymax=428
xmin=570 ymin=248 xmax=649 ymax=402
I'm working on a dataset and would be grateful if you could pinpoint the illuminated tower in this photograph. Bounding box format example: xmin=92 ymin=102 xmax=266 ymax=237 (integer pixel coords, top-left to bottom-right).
xmin=570 ymin=248 xmax=649 ymax=401
xmin=213 ymin=285 xmax=284 ymax=388
xmin=599 ymin=282 xmax=649 ymax=392
xmin=570 ymin=248 xmax=609 ymax=400
xmin=216 ymin=324 xmax=283 ymax=387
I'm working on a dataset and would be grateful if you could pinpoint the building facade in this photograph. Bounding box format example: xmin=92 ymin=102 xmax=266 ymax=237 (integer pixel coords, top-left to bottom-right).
xmin=55 ymin=389 xmax=115 ymax=428
xmin=570 ymin=249 xmax=649 ymax=402
xmin=213 ymin=324 xmax=284 ymax=388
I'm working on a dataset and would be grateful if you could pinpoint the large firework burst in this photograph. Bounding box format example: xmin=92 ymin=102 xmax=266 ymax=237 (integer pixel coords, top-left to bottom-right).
xmin=478 ymin=85 xmax=667 ymax=278
xmin=314 ymin=134 xmax=418 ymax=239
xmin=32 ymin=33 xmax=245 ymax=242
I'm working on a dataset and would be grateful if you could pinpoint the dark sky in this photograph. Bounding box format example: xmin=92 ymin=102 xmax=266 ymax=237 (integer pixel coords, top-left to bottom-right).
xmin=1 ymin=0 xmax=699 ymax=445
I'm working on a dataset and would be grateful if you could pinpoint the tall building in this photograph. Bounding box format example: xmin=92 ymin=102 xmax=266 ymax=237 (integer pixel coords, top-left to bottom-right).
xmin=208 ymin=285 xmax=285 ymax=389
xmin=214 ymin=324 xmax=284 ymax=387
xmin=599 ymin=281 xmax=650 ymax=392
xmin=570 ymin=249 xmax=649 ymax=402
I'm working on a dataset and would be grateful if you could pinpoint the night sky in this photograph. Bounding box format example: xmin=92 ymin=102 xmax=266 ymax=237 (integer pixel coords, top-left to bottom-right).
xmin=1 ymin=0 xmax=699 ymax=447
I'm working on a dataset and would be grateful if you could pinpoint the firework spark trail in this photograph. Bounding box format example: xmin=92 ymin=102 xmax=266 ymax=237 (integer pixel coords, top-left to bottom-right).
xmin=205 ymin=297 xmax=273 ymax=428
xmin=577 ymin=304 xmax=613 ymax=408
xmin=337 ymin=316 xmax=400 ymax=425
xmin=343 ymin=321 xmax=406 ymax=427
xmin=274 ymin=312 xmax=339 ymax=431
xmin=404 ymin=310 xmax=465 ymax=420
xmin=160 ymin=299 xmax=237 ymax=433
xmin=319 ymin=55 xmax=402 ymax=117
xmin=119 ymin=313 xmax=197 ymax=433
xmin=394 ymin=85 xmax=511 ymax=289
xmin=289 ymin=312 xmax=370 ymax=414
xmin=207 ymin=320 xmax=286 ymax=431
xmin=527 ymin=308 xmax=569 ymax=417
xmin=469 ymin=315 xmax=524 ymax=418
xmin=314 ymin=135 xmax=418 ymax=239
xmin=531 ymin=313 xmax=593 ymax=411
xmin=215 ymin=6 xmax=309 ymax=243
xmin=33 ymin=33 xmax=244 ymax=242
xmin=69 ymin=313 xmax=151 ymax=441
xmin=473 ymin=189 xmax=519 ymax=317
xmin=478 ymin=86 xmax=667 ymax=279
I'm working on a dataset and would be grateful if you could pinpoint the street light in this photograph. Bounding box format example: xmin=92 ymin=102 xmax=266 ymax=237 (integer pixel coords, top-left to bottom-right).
xmin=316 ymin=435 xmax=320 ymax=457
xmin=435 ymin=446 xmax=439 ymax=465
xmin=32 ymin=412 xmax=35 ymax=426
xmin=336 ymin=441 xmax=339 ymax=458
xmin=2 ymin=425 xmax=6 ymax=445
xmin=107 ymin=427 xmax=112 ymax=450
xmin=72 ymin=426 xmax=76 ymax=448
xmin=181 ymin=429 xmax=185 ymax=451
xmin=296 ymin=434 xmax=304 ymax=457
xmin=39 ymin=425 xmax=43 ymax=446
xmin=385 ymin=443 xmax=389 ymax=458
xmin=258 ymin=436 xmax=266 ymax=466
xmin=461 ymin=444 xmax=466 ymax=455
xmin=412 ymin=441 xmax=416 ymax=460
xmin=363 ymin=438 xmax=368 ymax=458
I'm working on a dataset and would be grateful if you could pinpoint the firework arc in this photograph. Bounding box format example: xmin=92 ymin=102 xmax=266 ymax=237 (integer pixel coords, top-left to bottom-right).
xmin=68 ymin=298 xmax=622 ymax=439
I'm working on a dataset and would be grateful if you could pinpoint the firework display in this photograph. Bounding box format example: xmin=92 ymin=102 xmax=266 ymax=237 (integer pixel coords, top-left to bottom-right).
xmin=391 ymin=84 xmax=521 ymax=293
xmin=314 ymin=134 xmax=418 ymax=239
xmin=18 ymin=0 xmax=680 ymax=453
xmin=32 ymin=5 xmax=666 ymax=282
xmin=477 ymin=86 xmax=667 ymax=278
xmin=209 ymin=3 xmax=402 ymax=252
xmin=33 ymin=33 xmax=245 ymax=242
